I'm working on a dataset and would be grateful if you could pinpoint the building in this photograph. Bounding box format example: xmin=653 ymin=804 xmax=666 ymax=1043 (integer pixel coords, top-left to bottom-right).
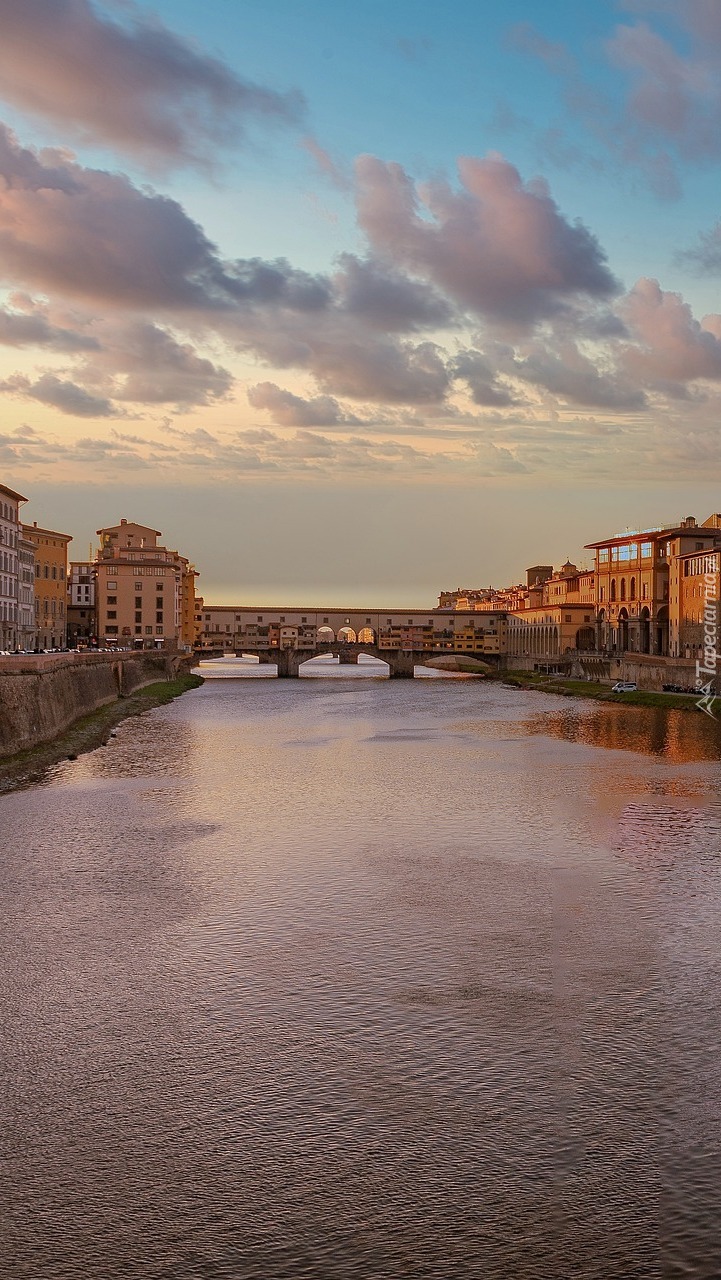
xmin=585 ymin=516 xmax=720 ymax=657
xmin=507 ymin=561 xmax=596 ymax=663
xmin=23 ymin=521 xmax=72 ymax=650
xmin=197 ymin=605 xmax=507 ymax=658
xmin=0 ymin=482 xmax=26 ymax=651
xmin=667 ymin=515 xmax=721 ymax=661
xmin=67 ymin=562 xmax=97 ymax=648
xmin=17 ymin=534 xmax=36 ymax=650
xmin=94 ymin=519 xmax=197 ymax=650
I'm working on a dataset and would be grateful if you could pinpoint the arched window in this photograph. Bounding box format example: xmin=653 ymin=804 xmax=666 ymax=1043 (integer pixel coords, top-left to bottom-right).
xmin=620 ymin=579 xmax=626 ymax=601
xmin=610 ymin=579 xmax=617 ymax=602
xmin=630 ymin=577 xmax=636 ymax=600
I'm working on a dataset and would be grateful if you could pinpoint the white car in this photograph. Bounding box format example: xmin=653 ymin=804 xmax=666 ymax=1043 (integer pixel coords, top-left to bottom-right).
xmin=612 ymin=681 xmax=637 ymax=692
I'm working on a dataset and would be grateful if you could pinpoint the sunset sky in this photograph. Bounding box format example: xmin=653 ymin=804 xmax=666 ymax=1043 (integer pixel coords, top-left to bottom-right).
xmin=1 ymin=0 xmax=721 ymax=603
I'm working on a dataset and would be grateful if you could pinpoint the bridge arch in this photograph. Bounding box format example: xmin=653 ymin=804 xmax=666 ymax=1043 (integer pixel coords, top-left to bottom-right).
xmin=317 ymin=625 xmax=335 ymax=642
xmin=338 ymin=626 xmax=357 ymax=643
xmin=357 ymin=626 xmax=375 ymax=644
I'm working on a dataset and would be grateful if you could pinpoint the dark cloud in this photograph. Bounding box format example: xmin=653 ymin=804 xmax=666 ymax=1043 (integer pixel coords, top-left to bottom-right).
xmin=0 ymin=125 xmax=330 ymax=315
xmin=1 ymin=372 xmax=117 ymax=416
xmin=451 ymin=351 xmax=517 ymax=406
xmin=0 ymin=302 xmax=98 ymax=350
xmin=354 ymin=152 xmax=619 ymax=327
xmin=0 ymin=0 xmax=303 ymax=170
xmin=78 ymin=321 xmax=233 ymax=408
xmin=334 ymin=253 xmax=455 ymax=331
xmin=678 ymin=221 xmax=721 ymax=273
xmin=247 ymin=382 xmax=359 ymax=428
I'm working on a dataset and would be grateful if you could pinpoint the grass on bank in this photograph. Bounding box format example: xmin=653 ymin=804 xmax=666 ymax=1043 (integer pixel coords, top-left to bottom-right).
xmin=0 ymin=673 xmax=204 ymax=794
xmin=499 ymin=670 xmax=699 ymax=711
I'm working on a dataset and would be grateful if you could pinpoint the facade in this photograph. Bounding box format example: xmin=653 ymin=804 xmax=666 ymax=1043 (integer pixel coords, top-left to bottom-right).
xmin=17 ymin=535 xmax=36 ymax=650
xmin=508 ymin=562 xmax=596 ymax=662
xmin=197 ymin=605 xmax=507 ymax=657
xmin=95 ymin=519 xmax=197 ymax=650
xmin=586 ymin=516 xmax=721 ymax=658
xmin=23 ymin=521 xmax=72 ymax=650
xmin=667 ymin=516 xmax=721 ymax=660
xmin=67 ymin=561 xmax=97 ymax=648
xmin=0 ymin=482 xmax=26 ymax=651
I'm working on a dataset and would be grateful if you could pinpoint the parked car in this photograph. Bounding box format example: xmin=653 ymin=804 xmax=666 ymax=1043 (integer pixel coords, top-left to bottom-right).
xmin=612 ymin=681 xmax=638 ymax=692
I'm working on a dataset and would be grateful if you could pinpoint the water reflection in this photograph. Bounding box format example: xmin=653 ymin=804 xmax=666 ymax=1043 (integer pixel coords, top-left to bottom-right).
xmin=525 ymin=700 xmax=721 ymax=761
xmin=3 ymin=680 xmax=721 ymax=1278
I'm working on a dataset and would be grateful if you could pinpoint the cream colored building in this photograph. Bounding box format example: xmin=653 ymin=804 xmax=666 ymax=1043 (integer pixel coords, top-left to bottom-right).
xmin=23 ymin=521 xmax=72 ymax=650
xmin=508 ymin=562 xmax=596 ymax=662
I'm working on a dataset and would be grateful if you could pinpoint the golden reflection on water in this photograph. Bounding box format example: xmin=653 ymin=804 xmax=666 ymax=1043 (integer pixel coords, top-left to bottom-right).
xmin=525 ymin=702 xmax=721 ymax=762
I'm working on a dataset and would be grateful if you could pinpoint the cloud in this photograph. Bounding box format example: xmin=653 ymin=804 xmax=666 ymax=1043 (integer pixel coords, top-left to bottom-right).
xmin=678 ymin=220 xmax=721 ymax=273
xmin=354 ymin=152 xmax=619 ymax=327
xmin=0 ymin=300 xmax=98 ymax=351
xmin=247 ymin=382 xmax=359 ymax=427
xmin=451 ymin=351 xmax=517 ymax=406
xmin=1 ymin=372 xmax=117 ymax=416
xmin=620 ymin=277 xmax=721 ymax=386
xmin=0 ymin=0 xmax=303 ymax=170
xmin=77 ymin=321 xmax=234 ymax=407
xmin=0 ymin=125 xmax=330 ymax=314
xmin=333 ymin=253 xmax=455 ymax=331
xmin=300 ymin=136 xmax=351 ymax=191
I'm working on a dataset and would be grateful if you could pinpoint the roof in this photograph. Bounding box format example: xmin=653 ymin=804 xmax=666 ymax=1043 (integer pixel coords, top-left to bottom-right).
xmin=584 ymin=524 xmax=699 ymax=549
xmin=22 ymin=523 xmax=72 ymax=542
xmin=0 ymin=483 xmax=28 ymax=504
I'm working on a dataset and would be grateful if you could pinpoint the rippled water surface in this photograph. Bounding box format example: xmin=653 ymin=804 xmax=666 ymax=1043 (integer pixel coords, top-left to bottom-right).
xmin=3 ymin=680 xmax=721 ymax=1279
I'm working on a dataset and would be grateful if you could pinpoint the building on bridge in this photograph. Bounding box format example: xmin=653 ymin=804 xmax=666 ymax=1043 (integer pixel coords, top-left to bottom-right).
xmin=197 ymin=605 xmax=508 ymax=658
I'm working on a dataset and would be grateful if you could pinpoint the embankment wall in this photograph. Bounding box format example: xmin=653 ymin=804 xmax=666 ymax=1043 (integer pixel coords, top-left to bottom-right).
xmin=0 ymin=651 xmax=189 ymax=758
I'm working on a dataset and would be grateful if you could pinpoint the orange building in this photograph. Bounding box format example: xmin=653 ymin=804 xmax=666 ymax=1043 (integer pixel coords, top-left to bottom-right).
xmin=23 ymin=521 xmax=72 ymax=650
xmin=95 ymin=519 xmax=198 ymax=650
xmin=587 ymin=515 xmax=721 ymax=657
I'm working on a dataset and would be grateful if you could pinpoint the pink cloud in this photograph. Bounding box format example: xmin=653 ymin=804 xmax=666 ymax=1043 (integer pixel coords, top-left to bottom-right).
xmin=354 ymin=152 xmax=618 ymax=327
xmin=621 ymin=278 xmax=721 ymax=383
xmin=0 ymin=0 xmax=303 ymax=170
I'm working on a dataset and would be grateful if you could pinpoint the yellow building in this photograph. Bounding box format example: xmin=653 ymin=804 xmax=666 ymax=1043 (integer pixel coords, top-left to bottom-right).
xmin=95 ymin=519 xmax=199 ymax=650
xmin=23 ymin=521 xmax=72 ymax=650
xmin=508 ymin=562 xmax=596 ymax=662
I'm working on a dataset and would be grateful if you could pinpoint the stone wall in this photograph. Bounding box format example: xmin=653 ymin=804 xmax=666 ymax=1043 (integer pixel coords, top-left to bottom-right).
xmin=0 ymin=651 xmax=188 ymax=758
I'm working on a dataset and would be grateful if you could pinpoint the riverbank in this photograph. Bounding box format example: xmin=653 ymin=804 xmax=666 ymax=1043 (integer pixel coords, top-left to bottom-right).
xmin=498 ymin=669 xmax=702 ymax=712
xmin=0 ymin=673 xmax=203 ymax=794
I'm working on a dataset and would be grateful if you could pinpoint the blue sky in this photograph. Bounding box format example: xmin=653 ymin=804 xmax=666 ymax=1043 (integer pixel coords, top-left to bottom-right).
xmin=0 ymin=0 xmax=720 ymax=602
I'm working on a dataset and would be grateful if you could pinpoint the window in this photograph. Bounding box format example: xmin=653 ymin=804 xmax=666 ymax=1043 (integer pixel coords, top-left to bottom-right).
xmin=35 ymin=564 xmax=40 ymax=578
xmin=145 ymin=626 xmax=152 ymax=634
xmin=135 ymin=596 xmax=142 ymax=608
xmin=106 ymin=625 xmax=118 ymax=635
xmin=44 ymin=565 xmax=49 ymax=578
xmin=107 ymin=581 xmax=117 ymax=589
xmin=135 ymin=612 xmax=142 ymax=623
xmin=610 ymin=580 xmax=616 ymax=601
xmin=156 ymin=611 xmax=163 ymax=624
xmin=156 ymin=582 xmax=163 ymax=591
xmin=107 ymin=610 xmax=117 ymax=620
xmin=135 ymin=626 xmax=142 ymax=635
xmin=599 ymin=548 xmax=609 ymax=563
xmin=620 ymin=580 xmax=626 ymax=601
xmin=107 ymin=596 xmax=117 ymax=605
xmin=155 ymin=626 xmax=163 ymax=635
xmin=155 ymin=598 xmax=163 ymax=609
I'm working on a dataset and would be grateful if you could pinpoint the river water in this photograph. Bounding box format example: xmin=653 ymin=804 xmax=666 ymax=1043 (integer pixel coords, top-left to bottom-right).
xmin=3 ymin=679 xmax=721 ymax=1279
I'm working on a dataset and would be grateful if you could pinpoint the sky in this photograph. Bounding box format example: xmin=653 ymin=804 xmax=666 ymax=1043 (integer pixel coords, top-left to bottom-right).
xmin=1 ymin=0 xmax=721 ymax=604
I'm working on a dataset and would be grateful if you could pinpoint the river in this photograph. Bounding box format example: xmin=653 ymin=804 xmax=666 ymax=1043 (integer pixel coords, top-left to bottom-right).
xmin=2 ymin=679 xmax=721 ymax=1279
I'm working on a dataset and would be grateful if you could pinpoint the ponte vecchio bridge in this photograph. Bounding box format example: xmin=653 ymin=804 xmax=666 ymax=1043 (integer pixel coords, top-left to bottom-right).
xmin=197 ymin=604 xmax=507 ymax=676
